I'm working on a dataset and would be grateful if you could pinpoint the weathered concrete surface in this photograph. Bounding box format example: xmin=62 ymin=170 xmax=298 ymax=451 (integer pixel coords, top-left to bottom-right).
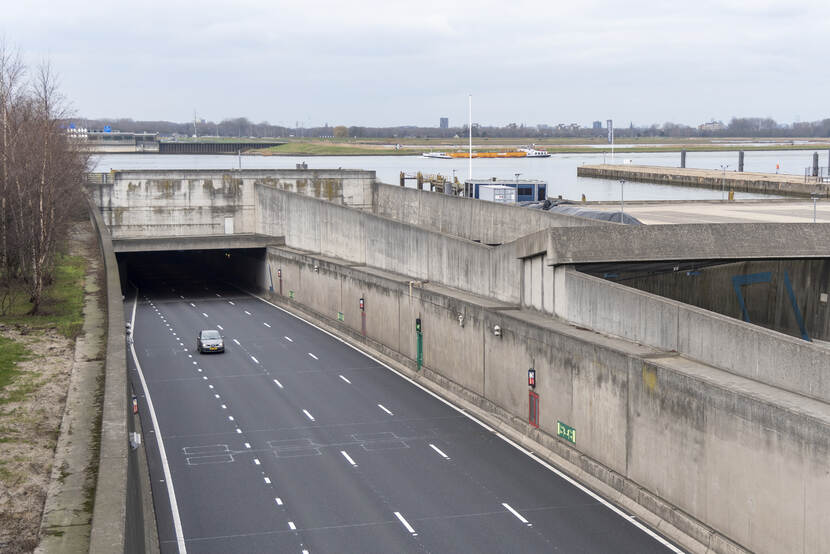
xmin=37 ymin=226 xmax=106 ymax=553
xmin=578 ymin=164 xmax=830 ymax=197
xmin=256 ymin=183 xmax=524 ymax=304
xmin=372 ymin=181 xmax=608 ymax=245
xmin=91 ymin=168 xmax=375 ymax=239
xmin=559 ymin=268 xmax=830 ymax=404
xmin=112 ymin=233 xmax=282 ymax=253
xmin=263 ymin=244 xmax=830 ymax=554
xmin=537 ymin=223 xmax=830 ymax=264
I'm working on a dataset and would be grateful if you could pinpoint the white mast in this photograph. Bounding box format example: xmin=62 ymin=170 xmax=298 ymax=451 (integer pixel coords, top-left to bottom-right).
xmin=468 ymin=94 xmax=472 ymax=179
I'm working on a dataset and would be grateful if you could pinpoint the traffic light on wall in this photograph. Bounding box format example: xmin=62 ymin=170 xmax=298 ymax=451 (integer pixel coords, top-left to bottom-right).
xmin=415 ymin=317 xmax=421 ymax=333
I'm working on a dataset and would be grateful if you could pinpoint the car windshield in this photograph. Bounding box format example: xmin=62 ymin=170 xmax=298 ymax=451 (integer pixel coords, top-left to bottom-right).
xmin=202 ymin=330 xmax=221 ymax=339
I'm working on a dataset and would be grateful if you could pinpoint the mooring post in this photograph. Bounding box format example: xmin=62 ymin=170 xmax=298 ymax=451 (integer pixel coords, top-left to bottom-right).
xmin=680 ymin=150 xmax=686 ymax=168
xmin=813 ymin=152 xmax=820 ymax=177
xmin=738 ymin=151 xmax=744 ymax=172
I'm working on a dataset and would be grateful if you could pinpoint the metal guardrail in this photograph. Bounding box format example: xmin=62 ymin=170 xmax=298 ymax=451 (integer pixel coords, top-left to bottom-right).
xmin=85 ymin=172 xmax=113 ymax=185
xmin=804 ymin=167 xmax=830 ymax=183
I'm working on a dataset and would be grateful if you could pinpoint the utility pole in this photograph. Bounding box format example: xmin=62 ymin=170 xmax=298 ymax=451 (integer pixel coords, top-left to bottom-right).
xmin=720 ymin=164 xmax=729 ymax=201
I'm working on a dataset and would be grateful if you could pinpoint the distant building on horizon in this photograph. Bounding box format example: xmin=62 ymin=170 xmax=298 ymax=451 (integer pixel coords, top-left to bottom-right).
xmin=440 ymin=117 xmax=449 ymax=129
xmin=592 ymin=121 xmax=602 ymax=130
xmin=699 ymin=120 xmax=726 ymax=132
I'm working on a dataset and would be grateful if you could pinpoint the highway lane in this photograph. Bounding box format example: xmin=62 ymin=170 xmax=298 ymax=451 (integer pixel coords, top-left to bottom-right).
xmin=128 ymin=278 xmax=681 ymax=553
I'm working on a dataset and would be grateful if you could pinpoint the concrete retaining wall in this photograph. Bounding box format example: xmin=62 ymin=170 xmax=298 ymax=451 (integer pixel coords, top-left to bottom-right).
xmin=87 ymin=197 xmax=149 ymax=553
xmin=372 ymin=182 xmax=607 ymax=245
xmin=561 ymin=269 xmax=830 ymax=403
xmin=264 ymin=245 xmax=830 ymax=554
xmin=256 ymin=184 xmax=523 ymax=304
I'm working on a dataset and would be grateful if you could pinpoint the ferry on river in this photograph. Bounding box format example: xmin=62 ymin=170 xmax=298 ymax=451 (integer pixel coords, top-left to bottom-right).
xmin=422 ymin=147 xmax=550 ymax=159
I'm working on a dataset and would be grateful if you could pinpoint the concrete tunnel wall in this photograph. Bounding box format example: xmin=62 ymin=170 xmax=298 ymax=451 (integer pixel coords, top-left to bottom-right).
xmin=255 ymin=183 xmax=524 ymax=304
xmin=263 ymin=245 xmax=830 ymax=554
xmin=560 ymin=269 xmax=830 ymax=404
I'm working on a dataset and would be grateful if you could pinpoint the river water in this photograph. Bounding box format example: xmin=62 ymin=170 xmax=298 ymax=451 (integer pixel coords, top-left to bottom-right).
xmin=93 ymin=149 xmax=829 ymax=202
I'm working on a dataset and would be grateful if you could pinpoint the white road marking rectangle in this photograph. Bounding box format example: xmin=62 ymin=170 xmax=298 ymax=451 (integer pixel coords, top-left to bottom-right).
xmin=232 ymin=339 xmax=240 ymax=345
xmin=308 ymin=352 xmax=318 ymax=360
xmin=284 ymin=336 xmax=293 ymax=342
xmin=244 ymin=443 xmax=251 ymax=449
xmin=202 ymin=312 xmax=208 ymax=318
xmin=216 ymin=324 xmax=223 ymax=330
xmin=263 ymin=322 xmax=271 ymax=328
xmin=244 ymin=310 xmax=251 ymax=315
xmin=429 ymin=444 xmax=450 ymax=459
xmin=254 ymin=458 xmax=260 ymax=465
xmin=394 ymin=511 xmax=417 ymax=535
xmin=264 ymin=477 xmax=271 ymax=484
xmin=339 ymin=375 xmax=351 ymax=384
xmin=250 ymin=356 xmax=259 ymax=364
xmin=273 ymin=379 xmax=283 ymax=389
xmin=288 ymin=521 xmax=296 ymax=530
xmin=189 ymin=302 xmax=195 ymax=307
xmin=502 ymin=502 xmax=531 ymax=525
xmin=378 ymin=404 xmax=393 ymax=416
xmin=228 ymin=301 xmax=235 ymax=306
xmin=221 ymin=404 xmax=226 ymax=409
xmin=340 ymin=450 xmax=357 ymax=467
xmin=302 ymin=409 xmax=315 ymax=422
xmin=275 ymin=497 xmax=283 ymax=506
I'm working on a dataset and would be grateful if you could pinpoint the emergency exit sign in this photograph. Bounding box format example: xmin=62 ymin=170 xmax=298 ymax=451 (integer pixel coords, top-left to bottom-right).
xmin=557 ymin=421 xmax=576 ymax=444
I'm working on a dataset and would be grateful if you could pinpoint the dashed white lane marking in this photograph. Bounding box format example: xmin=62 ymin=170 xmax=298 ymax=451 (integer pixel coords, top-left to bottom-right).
xmin=502 ymin=502 xmax=531 ymax=526
xmin=233 ymin=339 xmax=240 ymax=345
xmin=202 ymin=312 xmax=208 ymax=318
xmin=273 ymin=379 xmax=283 ymax=389
xmin=284 ymin=336 xmax=293 ymax=342
xmin=202 ymin=376 xmax=208 ymax=380
xmin=339 ymin=375 xmax=352 ymax=384
xmin=244 ymin=442 xmax=251 ymax=449
xmin=216 ymin=324 xmax=223 ymax=330
xmin=378 ymin=404 xmax=394 ymax=416
xmin=275 ymin=497 xmax=283 ymax=506
xmin=250 ymin=356 xmax=259 ymax=364
xmin=188 ymin=354 xmax=192 ymax=358
xmin=308 ymin=352 xmax=318 ymax=360
xmin=180 ymin=295 xmax=184 ymax=299
xmin=221 ymin=404 xmax=227 ymax=409
xmin=288 ymin=521 xmax=296 ymax=531
xmin=192 ymin=361 xmax=197 ymax=365
xmin=189 ymin=302 xmax=195 ymax=307
xmin=429 ymin=444 xmax=450 ymax=459
xmin=228 ymin=416 xmax=234 ymax=421
xmin=228 ymin=301 xmax=235 ymax=306
xmin=394 ymin=511 xmax=417 ymax=536
xmin=208 ymin=385 xmax=214 ymax=389
xmin=244 ymin=310 xmax=251 ymax=315
xmin=341 ymin=450 xmax=357 ymax=467
xmin=302 ymin=409 xmax=315 ymax=422
xmin=214 ymin=394 xmax=220 ymax=399
xmin=236 ymin=428 xmax=242 ymax=434
xmin=264 ymin=477 xmax=271 ymax=484
xmin=216 ymin=293 xmax=221 ymax=297
xmin=263 ymin=322 xmax=271 ymax=328
xmin=254 ymin=458 xmax=260 ymax=465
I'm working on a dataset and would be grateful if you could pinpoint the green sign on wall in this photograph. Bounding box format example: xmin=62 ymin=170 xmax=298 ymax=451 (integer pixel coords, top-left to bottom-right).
xmin=337 ymin=312 xmax=344 ymax=321
xmin=557 ymin=421 xmax=576 ymax=444
xmin=289 ymin=290 xmax=295 ymax=299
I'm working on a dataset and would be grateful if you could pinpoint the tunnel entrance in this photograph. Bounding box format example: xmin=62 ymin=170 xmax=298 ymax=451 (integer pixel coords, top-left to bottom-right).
xmin=116 ymin=248 xmax=268 ymax=300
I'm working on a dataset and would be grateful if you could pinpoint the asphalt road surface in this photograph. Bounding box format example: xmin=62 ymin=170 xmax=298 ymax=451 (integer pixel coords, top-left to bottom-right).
xmin=127 ymin=277 xmax=681 ymax=553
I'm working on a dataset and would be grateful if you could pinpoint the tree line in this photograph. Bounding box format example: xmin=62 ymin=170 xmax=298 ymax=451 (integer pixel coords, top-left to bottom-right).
xmin=74 ymin=116 xmax=830 ymax=140
xmin=0 ymin=44 xmax=87 ymax=314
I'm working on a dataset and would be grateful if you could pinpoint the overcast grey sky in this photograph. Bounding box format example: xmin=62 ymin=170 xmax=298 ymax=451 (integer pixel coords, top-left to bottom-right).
xmin=4 ymin=0 xmax=829 ymax=127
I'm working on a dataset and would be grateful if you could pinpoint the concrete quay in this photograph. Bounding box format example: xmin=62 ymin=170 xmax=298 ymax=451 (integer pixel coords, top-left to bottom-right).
xmin=578 ymin=163 xmax=830 ymax=197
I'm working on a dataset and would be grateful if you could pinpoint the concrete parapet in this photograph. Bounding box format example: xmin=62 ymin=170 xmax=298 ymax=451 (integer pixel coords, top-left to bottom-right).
xmin=561 ymin=269 xmax=830 ymax=403
xmin=578 ymin=164 xmax=830 ymax=197
xmin=263 ymin=244 xmax=830 ymax=554
xmin=372 ymin=181 xmax=607 ymax=245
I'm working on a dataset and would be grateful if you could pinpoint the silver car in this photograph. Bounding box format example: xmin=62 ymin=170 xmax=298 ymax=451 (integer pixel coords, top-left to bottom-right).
xmin=196 ymin=329 xmax=225 ymax=353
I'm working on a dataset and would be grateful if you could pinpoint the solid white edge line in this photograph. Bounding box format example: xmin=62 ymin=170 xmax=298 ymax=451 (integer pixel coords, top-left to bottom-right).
xmin=502 ymin=502 xmax=530 ymax=525
xmin=244 ymin=288 xmax=683 ymax=553
xmin=393 ymin=511 xmax=416 ymax=535
xmin=273 ymin=378 xmax=283 ymax=389
xmin=130 ymin=290 xmax=187 ymax=554
xmin=251 ymin=356 xmax=259 ymax=364
xmin=429 ymin=443 xmax=450 ymax=459
xmin=340 ymin=450 xmax=357 ymax=467
xmin=302 ymin=409 xmax=315 ymax=421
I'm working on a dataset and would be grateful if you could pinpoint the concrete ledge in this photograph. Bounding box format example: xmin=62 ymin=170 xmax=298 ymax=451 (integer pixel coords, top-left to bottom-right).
xmin=112 ymin=233 xmax=283 ymax=252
